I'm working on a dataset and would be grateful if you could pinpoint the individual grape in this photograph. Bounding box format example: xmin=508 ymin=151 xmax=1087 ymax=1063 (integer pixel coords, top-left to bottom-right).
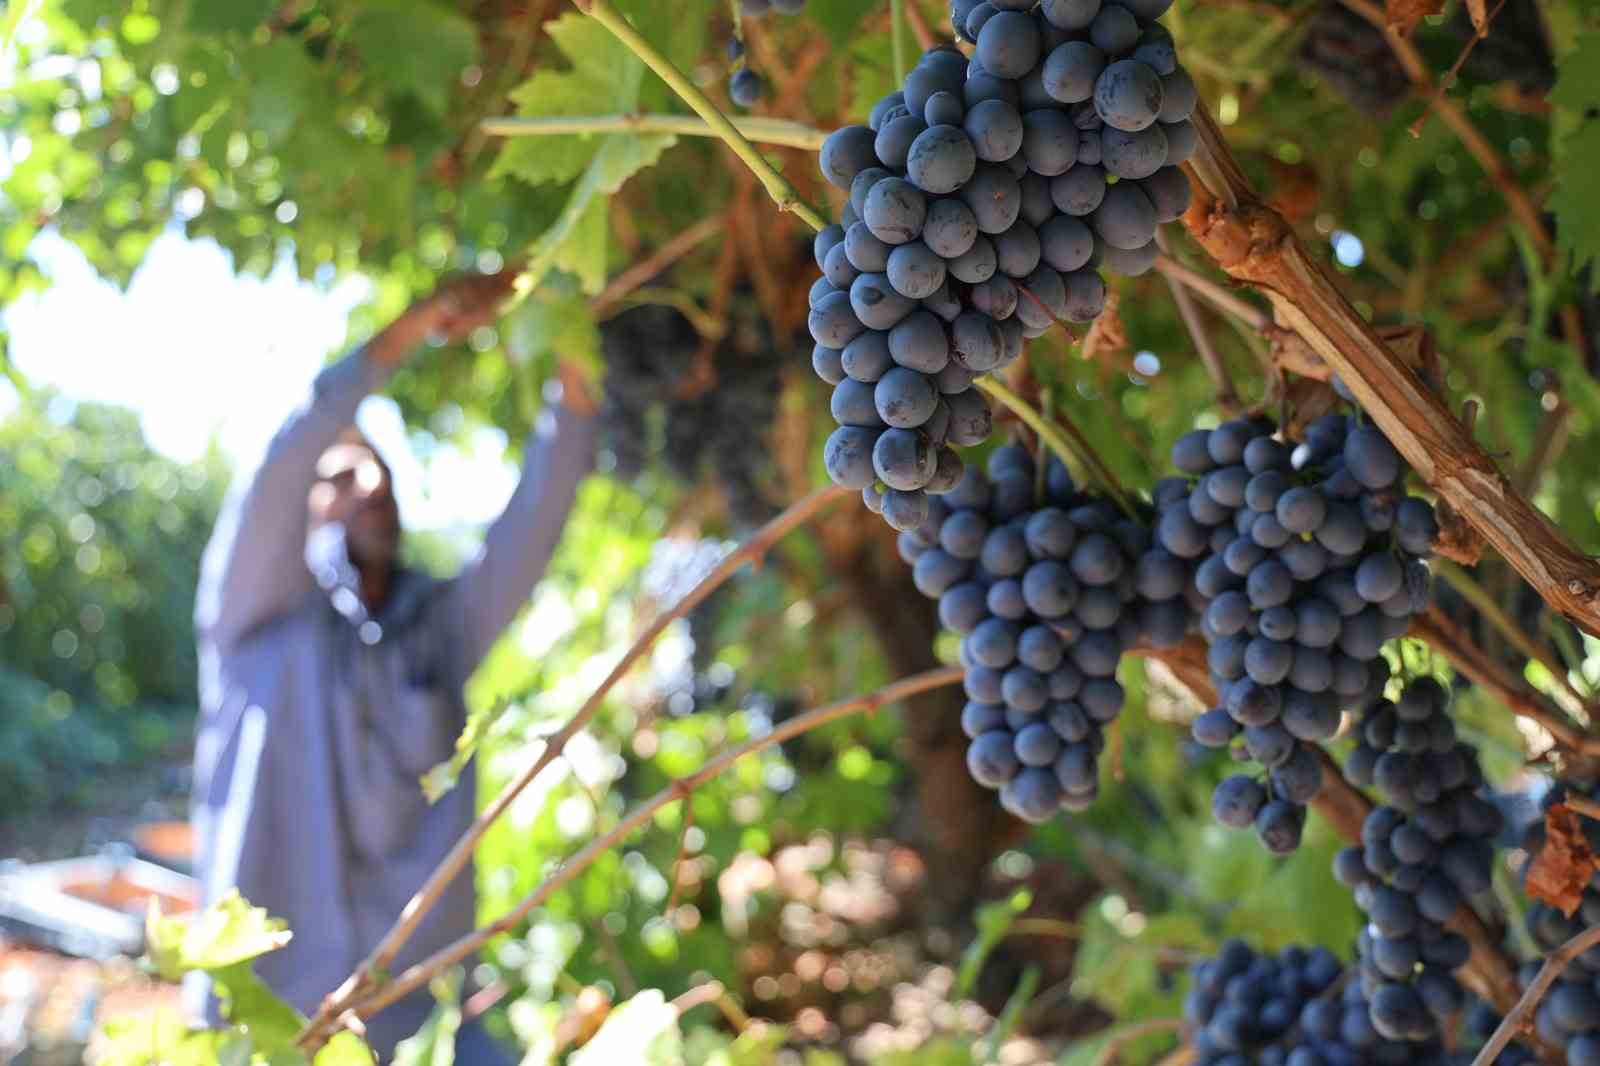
xmin=1038 ymin=216 xmax=1096 ymax=273
xmin=975 ymin=10 xmax=1042 ymax=78
xmin=1246 ymin=559 xmax=1293 ymax=608
xmin=1255 ymin=800 xmax=1303 ymax=854
xmin=1088 ymin=4 xmax=1140 ymax=54
xmin=822 ymin=243 xmax=860 ymax=289
xmin=907 ymin=124 xmax=979 ymax=194
xmin=830 ymin=378 xmax=883 ymax=428
xmin=849 ymin=272 xmax=915 ymax=330
xmin=1132 ymin=35 xmax=1176 ymax=76
xmin=967 ymin=730 xmax=1020 ymax=787
xmin=1091 ymin=181 xmax=1157 ymax=250
xmin=875 ymin=112 xmax=927 ymax=169
xmin=819 ymin=125 xmax=878 ymax=188
xmin=1355 ymin=552 xmax=1403 ymax=603
xmin=1020 ymin=108 xmax=1079 ymax=176
xmin=921 ymin=197 xmax=979 ymax=259
xmin=887 ymin=310 xmax=950 ymax=373
xmin=993 ymin=221 xmax=1042 ymax=277
xmin=840 ymin=331 xmax=892 ymax=383
xmin=820 ymin=422 xmax=881 ymax=490
xmin=1042 ymin=40 xmax=1106 ymax=104
xmin=873 ymin=427 xmax=935 ymax=490
xmin=1159 ymin=64 xmax=1197 ymax=122
xmin=948 ymin=235 xmax=999 ymax=285
xmin=1040 ymin=0 xmax=1101 ymax=30
xmin=886 ymin=241 xmax=948 ymax=299
xmin=809 ymin=289 xmax=866 ymax=348
xmin=924 ymin=89 xmax=966 ymax=127
xmin=946 ymin=388 xmax=994 ymax=446
xmin=960 ymin=163 xmax=1023 ymax=233
xmin=874 ymin=367 xmax=939 ymax=428
xmin=971 ymin=276 xmax=1019 ymax=319
xmin=1050 ymin=165 xmax=1107 ymax=216
xmin=968 ymin=617 xmax=1020 ymax=668
xmin=1022 ymin=559 xmax=1080 ymax=618
xmin=1003 ymin=767 xmax=1065 ymax=821
xmin=869 ymin=91 xmax=907 ymax=129
xmin=1163 ymin=118 xmax=1197 ymax=164
xmin=1093 ymin=59 xmax=1162 ymax=132
xmin=1101 ymin=124 xmax=1167 ymax=180
xmin=1213 ymin=775 xmax=1265 ymax=828
xmin=963 ymin=98 xmax=1025 ymax=162
xmin=845 ymin=221 xmax=892 ymax=272
xmin=881 ymin=488 xmax=930 ymax=532
xmin=1192 ymin=706 xmax=1240 ymax=746
xmin=951 ymin=312 xmax=1006 ymax=372
xmin=983 ymin=525 xmax=1031 ymax=578
xmin=1394 ymin=498 xmax=1437 ymax=556
xmin=812 ymin=344 xmax=845 ymax=384
xmin=863 ymin=177 xmax=929 ymax=245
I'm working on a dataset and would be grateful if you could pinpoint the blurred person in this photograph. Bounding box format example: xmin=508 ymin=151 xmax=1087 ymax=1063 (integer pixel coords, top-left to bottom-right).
xmin=186 ymin=272 xmax=597 ymax=1063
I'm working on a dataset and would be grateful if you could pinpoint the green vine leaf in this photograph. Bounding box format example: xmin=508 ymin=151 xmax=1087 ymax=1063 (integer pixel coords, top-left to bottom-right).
xmin=348 ymin=0 xmax=482 ymax=116
xmin=1550 ymin=32 xmax=1600 ymax=285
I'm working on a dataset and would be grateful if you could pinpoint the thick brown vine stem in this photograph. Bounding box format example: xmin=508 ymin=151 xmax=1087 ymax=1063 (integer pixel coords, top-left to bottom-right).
xmin=331 ymin=666 xmax=966 ymax=1027
xmin=295 ymin=485 xmax=851 ymax=1053
xmin=1472 ymin=925 xmax=1600 ymax=1066
xmin=1179 ymin=101 xmax=1600 ymax=638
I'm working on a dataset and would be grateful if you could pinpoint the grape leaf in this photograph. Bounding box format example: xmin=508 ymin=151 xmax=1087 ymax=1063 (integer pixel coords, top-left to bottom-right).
xmin=237 ymin=38 xmax=321 ymax=142
xmin=491 ymin=14 xmax=654 ymax=189
xmin=519 ymin=132 xmax=677 ymax=294
xmin=1551 ymin=33 xmax=1600 ymax=286
xmin=146 ymin=889 xmax=293 ymax=981
xmin=1526 ymin=803 xmax=1598 ymax=915
xmin=347 ymin=0 xmax=482 ymax=116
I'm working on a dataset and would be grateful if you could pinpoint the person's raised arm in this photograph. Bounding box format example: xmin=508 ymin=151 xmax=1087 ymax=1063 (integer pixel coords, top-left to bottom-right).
xmin=450 ymin=361 xmax=598 ymax=674
xmin=195 ymin=273 xmax=515 ymax=650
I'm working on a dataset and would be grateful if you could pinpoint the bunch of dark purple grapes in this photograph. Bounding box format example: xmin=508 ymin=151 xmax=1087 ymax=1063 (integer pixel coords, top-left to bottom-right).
xmin=727 ymin=0 xmax=806 ymax=107
xmin=809 ymin=0 xmax=1194 ymax=532
xmin=1184 ymin=939 xmax=1470 ymax=1066
xmin=898 ymin=444 xmax=1189 ymax=822
xmin=1334 ymin=677 xmax=1500 ymax=1043
xmin=1154 ymin=413 xmax=1437 ymax=853
xmin=1512 ymin=784 xmax=1600 ymax=1066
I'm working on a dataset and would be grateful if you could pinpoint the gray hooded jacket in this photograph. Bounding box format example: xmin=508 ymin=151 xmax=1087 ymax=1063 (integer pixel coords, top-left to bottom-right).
xmin=185 ymin=347 xmax=594 ymax=1055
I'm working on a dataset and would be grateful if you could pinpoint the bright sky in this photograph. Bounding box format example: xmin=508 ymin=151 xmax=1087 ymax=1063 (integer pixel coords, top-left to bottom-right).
xmin=2 ymin=228 xmax=519 ymax=532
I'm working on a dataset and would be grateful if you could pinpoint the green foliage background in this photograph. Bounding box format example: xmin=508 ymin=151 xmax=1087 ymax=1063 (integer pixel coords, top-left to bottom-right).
xmin=5 ymin=0 xmax=1600 ymax=1062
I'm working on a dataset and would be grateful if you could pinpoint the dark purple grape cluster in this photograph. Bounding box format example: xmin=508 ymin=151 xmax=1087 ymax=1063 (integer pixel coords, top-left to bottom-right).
xmin=1158 ymin=413 xmax=1438 ymax=854
xmin=1334 ymin=678 xmax=1500 ymax=1042
xmin=600 ymin=303 xmax=782 ymax=526
xmin=1514 ymin=786 xmax=1600 ymax=1066
xmin=1183 ymin=939 xmax=1468 ymax=1066
xmin=810 ymin=0 xmax=1194 ymax=531
xmin=897 ymin=444 xmax=1171 ymax=822
xmin=727 ymin=0 xmax=807 ymax=108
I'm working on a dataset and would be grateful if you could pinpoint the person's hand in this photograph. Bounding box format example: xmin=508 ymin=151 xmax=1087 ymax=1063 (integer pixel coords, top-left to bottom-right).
xmin=555 ymin=360 xmax=599 ymax=418
xmin=368 ymin=270 xmax=518 ymax=367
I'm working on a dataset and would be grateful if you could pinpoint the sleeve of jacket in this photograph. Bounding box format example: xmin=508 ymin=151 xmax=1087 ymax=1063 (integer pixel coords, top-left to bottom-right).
xmin=446 ymin=403 xmax=596 ymax=675
xmin=194 ymin=348 xmax=391 ymax=650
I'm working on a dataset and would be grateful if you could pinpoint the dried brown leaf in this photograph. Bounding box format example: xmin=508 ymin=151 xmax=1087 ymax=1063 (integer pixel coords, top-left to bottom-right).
xmin=1526 ymin=804 xmax=1599 ymax=916
xmin=1081 ymin=287 xmax=1128 ymax=363
xmin=1386 ymin=0 xmax=1442 ymax=35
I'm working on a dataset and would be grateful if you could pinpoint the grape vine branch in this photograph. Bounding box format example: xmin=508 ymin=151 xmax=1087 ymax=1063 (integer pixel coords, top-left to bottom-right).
xmin=322 ymin=666 xmax=966 ymax=1032
xmin=295 ymin=484 xmax=850 ymax=1051
xmin=571 ymin=0 xmax=829 ymax=233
